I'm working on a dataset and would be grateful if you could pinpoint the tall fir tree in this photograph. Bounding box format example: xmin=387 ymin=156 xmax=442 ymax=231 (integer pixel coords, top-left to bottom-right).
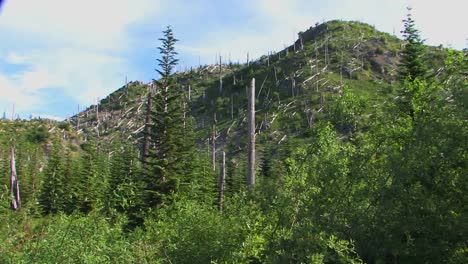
xmin=399 ymin=7 xmax=428 ymax=82
xmin=144 ymin=26 xmax=191 ymax=208
xmin=397 ymin=8 xmax=429 ymax=118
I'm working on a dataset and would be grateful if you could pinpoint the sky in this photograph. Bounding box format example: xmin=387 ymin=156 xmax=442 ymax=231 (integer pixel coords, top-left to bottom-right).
xmin=0 ymin=0 xmax=467 ymax=121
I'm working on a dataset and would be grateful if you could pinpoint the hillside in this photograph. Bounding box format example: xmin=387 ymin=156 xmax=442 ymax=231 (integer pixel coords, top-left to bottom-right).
xmin=72 ymin=20 xmax=447 ymax=156
xmin=1 ymin=19 xmax=466 ymax=263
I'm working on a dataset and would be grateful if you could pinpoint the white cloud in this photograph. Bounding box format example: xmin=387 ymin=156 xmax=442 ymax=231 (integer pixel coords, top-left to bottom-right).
xmin=179 ymin=0 xmax=318 ymax=64
xmin=406 ymin=0 xmax=468 ymax=49
xmin=0 ymin=0 xmax=162 ymax=116
xmin=0 ymin=0 xmax=160 ymax=50
xmin=179 ymin=0 xmax=468 ymax=66
xmin=0 ymin=74 xmax=41 ymax=113
xmin=5 ymin=52 xmax=29 ymax=65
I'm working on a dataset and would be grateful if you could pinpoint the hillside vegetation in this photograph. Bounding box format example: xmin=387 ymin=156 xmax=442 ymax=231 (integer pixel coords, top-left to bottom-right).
xmin=1 ymin=18 xmax=467 ymax=263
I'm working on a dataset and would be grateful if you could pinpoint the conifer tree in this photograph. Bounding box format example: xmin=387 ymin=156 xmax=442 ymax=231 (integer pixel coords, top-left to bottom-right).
xmin=107 ymin=143 xmax=144 ymax=227
xmin=144 ymin=26 xmax=188 ymax=207
xmin=398 ymin=8 xmax=429 ymax=118
xmin=38 ymin=142 xmax=65 ymax=214
xmin=76 ymin=141 xmax=108 ymax=213
xmin=399 ymin=7 xmax=428 ymax=81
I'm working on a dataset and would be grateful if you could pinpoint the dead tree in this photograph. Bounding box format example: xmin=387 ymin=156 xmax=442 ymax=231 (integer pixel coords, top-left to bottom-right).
xmin=274 ymin=67 xmax=279 ymax=87
xmin=219 ymin=77 xmax=223 ymax=92
xmin=76 ymin=104 xmax=80 ymax=130
xmin=96 ymin=98 xmax=99 ymax=122
xmin=188 ymin=85 xmax=191 ymax=101
xmin=212 ymin=124 xmax=216 ymax=171
xmin=218 ymin=151 xmax=226 ymax=212
xmin=231 ymin=95 xmax=234 ymax=120
xmin=10 ymin=147 xmax=20 ymax=210
xmin=247 ymin=78 xmax=256 ymax=186
xmin=142 ymin=84 xmax=153 ymax=166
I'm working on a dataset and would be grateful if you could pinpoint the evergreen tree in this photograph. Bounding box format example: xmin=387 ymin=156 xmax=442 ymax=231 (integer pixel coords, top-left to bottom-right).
xmin=38 ymin=142 xmax=65 ymax=214
xmin=397 ymin=8 xmax=429 ymax=118
xmin=75 ymin=141 xmax=108 ymax=213
xmin=144 ymin=26 xmax=187 ymax=207
xmin=107 ymin=143 xmax=144 ymax=227
xmin=398 ymin=7 xmax=428 ymax=81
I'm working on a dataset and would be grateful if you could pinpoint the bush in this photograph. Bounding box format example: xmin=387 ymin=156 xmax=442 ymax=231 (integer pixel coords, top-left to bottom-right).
xmin=26 ymin=126 xmax=50 ymax=143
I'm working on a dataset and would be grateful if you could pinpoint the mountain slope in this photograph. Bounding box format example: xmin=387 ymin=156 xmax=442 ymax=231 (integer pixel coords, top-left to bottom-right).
xmin=71 ymin=20 xmax=448 ymax=156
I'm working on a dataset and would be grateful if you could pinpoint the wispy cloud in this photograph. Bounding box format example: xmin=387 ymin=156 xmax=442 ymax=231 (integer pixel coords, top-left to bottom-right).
xmin=0 ymin=0 xmax=162 ymax=117
xmin=5 ymin=52 xmax=29 ymax=65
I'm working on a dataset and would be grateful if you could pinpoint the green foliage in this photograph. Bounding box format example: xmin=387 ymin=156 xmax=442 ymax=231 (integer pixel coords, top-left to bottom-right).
xmin=106 ymin=143 xmax=145 ymax=228
xmin=328 ymin=88 xmax=367 ymax=134
xmin=1 ymin=213 xmax=135 ymax=263
xmin=25 ymin=126 xmax=50 ymax=143
xmin=38 ymin=142 xmax=66 ymax=214
xmin=1 ymin=19 xmax=466 ymax=264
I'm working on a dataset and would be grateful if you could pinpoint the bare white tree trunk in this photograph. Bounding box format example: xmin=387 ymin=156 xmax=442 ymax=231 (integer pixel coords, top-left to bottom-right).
xmin=10 ymin=147 xmax=20 ymax=210
xmin=218 ymin=151 xmax=226 ymax=212
xmin=183 ymin=101 xmax=186 ymax=130
xmin=247 ymin=78 xmax=256 ymax=186
xmin=231 ymin=95 xmax=234 ymax=120
xmin=188 ymin=85 xmax=191 ymax=101
xmin=76 ymin=104 xmax=80 ymax=130
xmin=274 ymin=67 xmax=279 ymax=87
xmin=219 ymin=77 xmax=223 ymax=92
xmin=212 ymin=124 xmax=216 ymax=171
xmin=96 ymin=97 xmax=99 ymax=122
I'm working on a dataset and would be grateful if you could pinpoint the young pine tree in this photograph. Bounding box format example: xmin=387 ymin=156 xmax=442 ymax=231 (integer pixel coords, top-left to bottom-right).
xmin=397 ymin=8 xmax=429 ymax=118
xmin=144 ymin=26 xmax=193 ymax=208
xmin=399 ymin=7 xmax=428 ymax=82
xmin=38 ymin=142 xmax=66 ymax=214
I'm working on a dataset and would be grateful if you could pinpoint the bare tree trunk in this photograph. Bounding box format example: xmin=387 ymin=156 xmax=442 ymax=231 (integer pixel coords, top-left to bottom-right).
xmin=183 ymin=101 xmax=186 ymax=130
xmin=76 ymin=104 xmax=80 ymax=130
xmin=188 ymin=85 xmax=191 ymax=101
xmin=212 ymin=124 xmax=216 ymax=171
xmin=274 ymin=67 xmax=279 ymax=87
xmin=320 ymin=92 xmax=325 ymax=108
xmin=10 ymin=147 xmax=20 ymax=210
xmin=96 ymin=98 xmax=99 ymax=122
xmin=142 ymin=84 xmax=153 ymax=166
xmin=11 ymin=104 xmax=15 ymax=121
xmin=247 ymin=78 xmax=256 ymax=186
xmin=218 ymin=151 xmax=226 ymax=212
xmin=219 ymin=77 xmax=223 ymax=92
xmin=231 ymin=95 xmax=234 ymax=120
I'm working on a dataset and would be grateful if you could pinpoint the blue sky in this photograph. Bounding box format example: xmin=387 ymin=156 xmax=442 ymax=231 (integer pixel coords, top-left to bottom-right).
xmin=1 ymin=0 xmax=467 ymax=120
